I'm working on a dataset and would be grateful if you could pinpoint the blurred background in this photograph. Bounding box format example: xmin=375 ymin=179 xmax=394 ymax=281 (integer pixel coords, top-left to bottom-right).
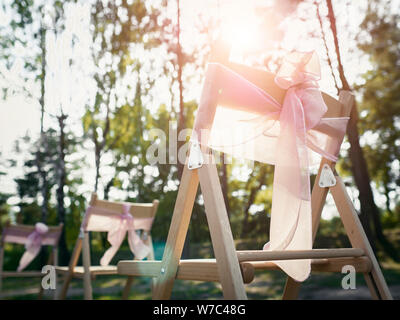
xmin=0 ymin=0 xmax=399 ymax=299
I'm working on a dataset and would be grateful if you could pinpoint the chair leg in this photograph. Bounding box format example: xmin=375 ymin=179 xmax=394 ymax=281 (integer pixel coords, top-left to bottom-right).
xmin=145 ymin=236 xmax=157 ymax=297
xmin=53 ymin=272 xmax=61 ymax=300
xmin=331 ymin=176 xmax=393 ymax=300
xmin=122 ymin=276 xmax=134 ymax=299
xmin=58 ymin=272 xmax=73 ymax=300
xmin=281 ymin=159 xmax=331 ymax=300
xmin=82 ymin=233 xmax=93 ymax=300
xmin=151 ymin=277 xmax=156 ymax=298
xmin=282 ymin=277 xmax=301 ymax=300
xmin=58 ymin=237 xmax=83 ymax=300
xmin=198 ymin=159 xmax=247 ymax=299
xmin=152 ymin=166 xmax=199 ymax=299
xmin=37 ymin=282 xmax=44 ymax=300
xmin=83 ymin=274 xmax=92 ymax=300
xmin=363 ymin=272 xmax=380 ymax=300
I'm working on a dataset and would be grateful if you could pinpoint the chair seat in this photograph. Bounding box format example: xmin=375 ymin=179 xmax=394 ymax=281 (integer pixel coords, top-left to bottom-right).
xmin=118 ymin=255 xmax=372 ymax=285
xmin=1 ymin=271 xmax=44 ymax=277
xmin=236 ymin=248 xmax=364 ymax=262
xmin=56 ymin=265 xmax=118 ymax=278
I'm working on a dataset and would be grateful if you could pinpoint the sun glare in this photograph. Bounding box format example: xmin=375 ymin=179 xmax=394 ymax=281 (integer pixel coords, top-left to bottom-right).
xmin=223 ymin=21 xmax=259 ymax=54
xmin=218 ymin=4 xmax=285 ymax=59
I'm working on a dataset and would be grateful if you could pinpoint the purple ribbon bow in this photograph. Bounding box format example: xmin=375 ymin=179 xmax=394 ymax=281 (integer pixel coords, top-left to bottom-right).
xmin=17 ymin=222 xmax=49 ymax=272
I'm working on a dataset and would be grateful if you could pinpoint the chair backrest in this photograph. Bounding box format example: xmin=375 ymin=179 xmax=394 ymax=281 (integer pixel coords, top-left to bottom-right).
xmin=1 ymin=223 xmax=63 ymax=247
xmin=0 ymin=223 xmax=63 ymax=276
xmin=216 ymin=61 xmax=346 ymax=118
xmin=77 ymin=193 xmax=159 ymax=268
xmin=82 ymin=193 xmax=159 ymax=234
xmin=205 ymin=40 xmax=350 ymax=120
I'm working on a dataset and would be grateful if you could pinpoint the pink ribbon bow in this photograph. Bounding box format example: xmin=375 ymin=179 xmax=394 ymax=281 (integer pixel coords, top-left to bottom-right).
xmin=17 ymin=222 xmax=49 ymax=272
xmin=99 ymin=204 xmax=150 ymax=266
xmin=193 ymin=51 xmax=349 ymax=282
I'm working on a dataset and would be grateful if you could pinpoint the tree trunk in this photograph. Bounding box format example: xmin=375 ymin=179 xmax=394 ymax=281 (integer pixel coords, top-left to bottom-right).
xmin=38 ymin=25 xmax=49 ymax=224
xmin=346 ymin=106 xmax=377 ymax=251
xmin=56 ymin=114 xmax=70 ymax=265
xmin=37 ymin=24 xmax=49 ymax=267
xmin=242 ymin=187 xmax=258 ymax=238
xmin=242 ymin=166 xmax=268 ymax=238
xmin=94 ymin=148 xmax=101 ymax=193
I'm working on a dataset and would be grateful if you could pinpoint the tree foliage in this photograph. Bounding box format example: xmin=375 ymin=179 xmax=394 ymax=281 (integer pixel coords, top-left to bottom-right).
xmin=357 ymin=1 xmax=400 ymax=225
xmin=0 ymin=0 xmax=398 ymax=266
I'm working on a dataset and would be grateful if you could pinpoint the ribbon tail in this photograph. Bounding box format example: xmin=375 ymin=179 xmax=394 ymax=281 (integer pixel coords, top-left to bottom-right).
xmin=306 ymin=137 xmax=338 ymax=162
xmin=17 ymin=244 xmax=41 ymax=272
xmin=127 ymin=230 xmax=150 ymax=260
xmin=100 ymin=243 xmax=122 ymax=266
xmin=100 ymin=228 xmax=126 ymax=266
xmin=265 ymin=88 xmax=312 ymax=282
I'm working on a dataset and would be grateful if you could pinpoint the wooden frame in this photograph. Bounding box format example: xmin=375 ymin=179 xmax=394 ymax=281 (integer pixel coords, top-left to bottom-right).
xmin=55 ymin=193 xmax=159 ymax=300
xmin=0 ymin=223 xmax=63 ymax=299
xmin=117 ymin=52 xmax=392 ymax=300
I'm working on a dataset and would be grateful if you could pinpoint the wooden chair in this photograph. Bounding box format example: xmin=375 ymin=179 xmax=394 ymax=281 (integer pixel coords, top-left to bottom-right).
xmin=117 ymin=46 xmax=392 ymax=300
xmin=55 ymin=193 xmax=158 ymax=300
xmin=0 ymin=222 xmax=63 ymax=299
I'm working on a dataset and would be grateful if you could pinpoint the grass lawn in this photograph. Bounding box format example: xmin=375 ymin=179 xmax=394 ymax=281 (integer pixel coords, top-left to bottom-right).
xmin=1 ymin=235 xmax=400 ymax=300
xmin=1 ymin=260 xmax=399 ymax=300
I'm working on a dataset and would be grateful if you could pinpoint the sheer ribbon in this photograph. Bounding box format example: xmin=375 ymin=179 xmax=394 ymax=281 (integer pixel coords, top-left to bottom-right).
xmin=82 ymin=204 xmax=153 ymax=266
xmin=17 ymin=223 xmax=49 ymax=272
xmin=192 ymin=51 xmax=349 ymax=282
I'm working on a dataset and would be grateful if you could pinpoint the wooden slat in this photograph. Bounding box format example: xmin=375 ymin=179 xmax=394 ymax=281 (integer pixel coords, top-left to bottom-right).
xmin=118 ymin=259 xmax=254 ymax=284
xmin=311 ymin=256 xmax=372 ymax=273
xmin=118 ymin=256 xmax=371 ymax=285
xmin=92 ymin=198 xmax=159 ymax=219
xmin=177 ymin=259 xmax=220 ymax=282
xmin=3 ymin=223 xmax=63 ymax=233
xmin=249 ymin=256 xmax=372 ymax=273
xmin=118 ymin=261 xmax=161 ymax=278
xmin=237 ymin=248 xmax=364 ymax=262
xmin=56 ymin=266 xmax=117 ymax=276
xmin=1 ymin=271 xmax=44 ymax=277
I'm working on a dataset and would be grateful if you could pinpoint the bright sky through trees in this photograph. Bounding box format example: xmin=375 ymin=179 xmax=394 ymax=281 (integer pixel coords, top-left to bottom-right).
xmin=0 ymin=0 xmax=369 ymax=153
xmin=1 ymin=0 xmax=398 ymax=217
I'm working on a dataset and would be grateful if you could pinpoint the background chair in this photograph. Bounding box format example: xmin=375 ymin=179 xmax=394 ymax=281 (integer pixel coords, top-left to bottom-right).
xmin=56 ymin=193 xmax=158 ymax=300
xmin=0 ymin=222 xmax=63 ymax=299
